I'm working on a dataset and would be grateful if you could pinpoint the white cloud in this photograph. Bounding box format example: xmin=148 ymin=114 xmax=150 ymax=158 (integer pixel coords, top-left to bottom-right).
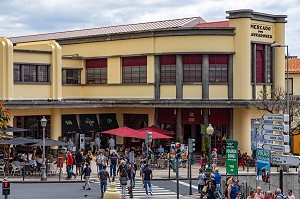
xmin=0 ymin=0 xmax=299 ymax=55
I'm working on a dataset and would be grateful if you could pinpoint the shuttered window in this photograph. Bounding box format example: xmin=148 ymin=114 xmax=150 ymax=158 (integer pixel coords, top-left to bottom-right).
xmin=86 ymin=58 xmax=107 ymax=84
xmin=122 ymin=56 xmax=147 ymax=83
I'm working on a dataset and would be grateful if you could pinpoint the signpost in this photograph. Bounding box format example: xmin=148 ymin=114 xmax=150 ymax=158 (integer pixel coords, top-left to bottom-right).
xmin=262 ymin=124 xmax=289 ymax=132
xmin=262 ymin=144 xmax=290 ymax=153
xmin=271 ymin=155 xmax=300 ymax=166
xmin=262 ymin=114 xmax=289 ymax=122
xmin=263 ymin=134 xmax=289 ymax=142
xmin=226 ymin=139 xmax=238 ymax=175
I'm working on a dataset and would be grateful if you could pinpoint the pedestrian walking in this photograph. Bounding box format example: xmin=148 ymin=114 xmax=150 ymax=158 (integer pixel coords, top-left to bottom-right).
xmin=67 ymin=137 xmax=74 ymax=152
xmin=85 ymin=150 xmax=94 ymax=170
xmin=126 ymin=164 xmax=136 ymax=194
xmin=207 ymin=180 xmax=216 ymax=199
xmin=197 ymin=168 xmax=206 ymax=197
xmin=264 ymin=191 xmax=273 ymax=199
xmin=287 ymin=190 xmax=295 ymax=199
xmin=75 ymin=149 xmax=84 ymax=175
xmin=82 ymin=162 xmax=92 ymax=190
xmin=117 ymin=160 xmax=127 ymax=176
xmin=96 ymin=151 xmax=106 ymax=173
xmin=109 ymin=136 xmax=115 ymax=150
xmin=66 ymin=151 xmax=76 ymax=179
xmin=228 ymin=179 xmax=239 ymax=199
xmin=142 ymin=164 xmax=153 ymax=196
xmin=94 ymin=135 xmax=101 ymax=153
xmin=211 ymin=148 xmax=218 ymax=166
xmin=235 ymin=192 xmax=242 ymax=199
xmin=275 ymin=189 xmax=285 ymax=199
xmin=214 ymin=168 xmax=222 ymax=198
xmin=119 ymin=168 xmax=129 ymax=198
xmin=255 ymin=187 xmax=265 ymax=199
xmin=98 ymin=165 xmax=110 ymax=198
xmin=109 ymin=150 xmax=119 ymax=177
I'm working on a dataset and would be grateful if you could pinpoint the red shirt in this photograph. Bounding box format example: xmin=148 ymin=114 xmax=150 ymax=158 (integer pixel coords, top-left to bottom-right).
xmin=67 ymin=154 xmax=73 ymax=166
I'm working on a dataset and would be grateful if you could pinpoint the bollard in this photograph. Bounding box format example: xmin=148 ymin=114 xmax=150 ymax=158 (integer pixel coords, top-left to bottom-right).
xmin=104 ymin=181 xmax=121 ymax=199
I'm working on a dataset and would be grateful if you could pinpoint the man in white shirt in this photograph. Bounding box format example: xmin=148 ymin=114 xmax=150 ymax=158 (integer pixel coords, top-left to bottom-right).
xmin=287 ymin=190 xmax=295 ymax=199
xmin=94 ymin=135 xmax=101 ymax=153
xmin=109 ymin=137 xmax=115 ymax=150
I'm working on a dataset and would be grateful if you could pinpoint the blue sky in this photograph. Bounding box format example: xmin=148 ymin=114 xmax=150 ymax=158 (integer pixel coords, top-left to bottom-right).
xmin=1 ymin=0 xmax=299 ymax=55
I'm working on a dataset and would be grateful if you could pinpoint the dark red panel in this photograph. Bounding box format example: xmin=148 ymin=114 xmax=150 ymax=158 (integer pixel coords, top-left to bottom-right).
xmin=182 ymin=109 xmax=202 ymax=124
xmin=122 ymin=56 xmax=147 ymax=67
xmin=256 ymin=48 xmax=264 ymax=83
xmin=210 ymin=108 xmax=230 ymax=125
xmin=86 ymin=58 xmax=107 ymax=68
xmin=157 ymin=108 xmax=174 ymax=124
xmin=161 ymin=55 xmax=176 ymax=65
xmin=183 ymin=54 xmax=202 ymax=64
xmin=209 ymin=55 xmax=228 ymax=64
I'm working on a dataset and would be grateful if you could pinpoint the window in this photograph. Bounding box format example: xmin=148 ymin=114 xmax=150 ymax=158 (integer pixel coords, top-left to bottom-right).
xmin=160 ymin=55 xmax=176 ymax=83
xmin=183 ymin=54 xmax=202 ymax=82
xmin=62 ymin=69 xmax=81 ymax=84
xmin=122 ymin=56 xmax=147 ymax=83
xmin=252 ymin=44 xmax=273 ymax=83
xmin=86 ymin=58 xmax=107 ymax=84
xmin=209 ymin=55 xmax=228 ymax=83
xmin=13 ymin=64 xmax=50 ymax=83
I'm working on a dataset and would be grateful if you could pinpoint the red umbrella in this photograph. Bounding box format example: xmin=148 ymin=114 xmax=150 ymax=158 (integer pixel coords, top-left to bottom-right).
xmin=101 ymin=126 xmax=142 ymax=138
xmin=137 ymin=130 xmax=173 ymax=139
xmin=138 ymin=125 xmax=173 ymax=135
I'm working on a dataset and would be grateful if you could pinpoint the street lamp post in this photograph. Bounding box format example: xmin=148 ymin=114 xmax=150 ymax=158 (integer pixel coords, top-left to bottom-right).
xmin=205 ymin=124 xmax=214 ymax=173
xmin=40 ymin=116 xmax=47 ymax=181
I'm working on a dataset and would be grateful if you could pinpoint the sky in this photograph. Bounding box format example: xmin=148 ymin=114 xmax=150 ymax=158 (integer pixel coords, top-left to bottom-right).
xmin=0 ymin=0 xmax=299 ymax=55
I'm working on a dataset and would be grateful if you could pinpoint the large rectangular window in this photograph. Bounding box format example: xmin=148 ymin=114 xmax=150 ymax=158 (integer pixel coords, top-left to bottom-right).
xmin=160 ymin=55 xmax=176 ymax=83
xmin=62 ymin=69 xmax=81 ymax=84
xmin=13 ymin=64 xmax=50 ymax=83
xmin=86 ymin=58 xmax=107 ymax=84
xmin=209 ymin=55 xmax=228 ymax=83
xmin=183 ymin=54 xmax=202 ymax=83
xmin=122 ymin=56 xmax=147 ymax=83
xmin=252 ymin=44 xmax=273 ymax=84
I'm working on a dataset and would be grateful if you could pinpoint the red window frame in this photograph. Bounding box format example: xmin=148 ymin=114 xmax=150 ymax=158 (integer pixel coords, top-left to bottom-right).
xmin=86 ymin=58 xmax=107 ymax=84
xmin=183 ymin=54 xmax=202 ymax=82
xmin=122 ymin=56 xmax=147 ymax=83
xmin=209 ymin=55 xmax=228 ymax=83
xmin=160 ymin=55 xmax=176 ymax=83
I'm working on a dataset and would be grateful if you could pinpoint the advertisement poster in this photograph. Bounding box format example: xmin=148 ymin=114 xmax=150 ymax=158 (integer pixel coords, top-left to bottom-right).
xmin=256 ymin=148 xmax=270 ymax=182
xmin=226 ymin=139 xmax=238 ymax=175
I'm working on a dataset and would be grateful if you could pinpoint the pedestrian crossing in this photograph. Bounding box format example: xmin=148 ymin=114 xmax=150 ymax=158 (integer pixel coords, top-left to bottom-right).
xmin=90 ymin=179 xmax=181 ymax=197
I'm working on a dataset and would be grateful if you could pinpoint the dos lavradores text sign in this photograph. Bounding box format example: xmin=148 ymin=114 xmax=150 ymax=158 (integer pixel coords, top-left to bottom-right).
xmin=251 ymin=23 xmax=273 ymax=38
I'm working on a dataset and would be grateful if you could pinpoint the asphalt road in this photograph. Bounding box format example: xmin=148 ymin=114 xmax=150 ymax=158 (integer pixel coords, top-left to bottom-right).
xmin=5 ymin=180 xmax=200 ymax=199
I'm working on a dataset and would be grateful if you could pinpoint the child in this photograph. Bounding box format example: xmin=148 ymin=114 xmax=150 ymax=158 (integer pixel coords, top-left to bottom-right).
xmin=199 ymin=156 xmax=203 ymax=168
xmin=82 ymin=162 xmax=92 ymax=190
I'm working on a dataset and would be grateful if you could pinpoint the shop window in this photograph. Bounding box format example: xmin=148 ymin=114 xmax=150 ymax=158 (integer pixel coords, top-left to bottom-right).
xmin=160 ymin=55 xmax=176 ymax=83
xmin=62 ymin=69 xmax=81 ymax=84
xmin=15 ymin=116 xmax=51 ymax=139
xmin=252 ymin=44 xmax=273 ymax=83
xmin=86 ymin=58 xmax=107 ymax=84
xmin=209 ymin=55 xmax=228 ymax=83
xmin=183 ymin=54 xmax=202 ymax=83
xmin=122 ymin=56 xmax=147 ymax=83
xmin=13 ymin=64 xmax=50 ymax=83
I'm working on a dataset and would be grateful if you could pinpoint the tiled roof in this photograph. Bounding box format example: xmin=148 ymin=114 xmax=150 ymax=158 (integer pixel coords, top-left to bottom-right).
xmin=9 ymin=17 xmax=204 ymax=44
xmin=194 ymin=20 xmax=229 ymax=28
xmin=287 ymin=58 xmax=300 ymax=73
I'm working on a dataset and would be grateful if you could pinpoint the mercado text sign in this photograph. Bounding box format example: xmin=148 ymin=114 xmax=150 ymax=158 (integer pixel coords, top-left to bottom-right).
xmin=251 ymin=23 xmax=273 ymax=39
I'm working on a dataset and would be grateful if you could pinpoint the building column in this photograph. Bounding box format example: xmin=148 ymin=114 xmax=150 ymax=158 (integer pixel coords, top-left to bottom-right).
xmin=51 ymin=109 xmax=61 ymax=140
xmin=202 ymin=55 xmax=209 ymax=99
xmin=0 ymin=37 xmax=13 ymax=100
xmin=155 ymin=55 xmax=160 ymax=99
xmin=176 ymin=108 xmax=182 ymax=142
xmin=176 ymin=55 xmax=183 ymax=100
xmin=116 ymin=110 xmax=124 ymax=146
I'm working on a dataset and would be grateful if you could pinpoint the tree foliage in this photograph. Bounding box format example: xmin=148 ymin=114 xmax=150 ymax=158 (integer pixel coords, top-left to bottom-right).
xmin=250 ymin=86 xmax=300 ymax=135
xmin=0 ymin=101 xmax=11 ymax=130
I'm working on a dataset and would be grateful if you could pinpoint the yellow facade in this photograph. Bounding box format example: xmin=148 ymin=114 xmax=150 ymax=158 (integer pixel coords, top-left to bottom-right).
xmin=0 ymin=10 xmax=288 ymax=154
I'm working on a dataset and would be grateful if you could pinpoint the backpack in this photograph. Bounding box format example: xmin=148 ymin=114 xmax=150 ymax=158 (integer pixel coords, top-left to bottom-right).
xmin=120 ymin=176 xmax=128 ymax=185
xmin=277 ymin=194 xmax=284 ymax=199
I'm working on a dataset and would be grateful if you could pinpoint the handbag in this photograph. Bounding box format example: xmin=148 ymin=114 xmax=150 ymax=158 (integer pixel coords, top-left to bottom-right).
xmin=202 ymin=185 xmax=207 ymax=192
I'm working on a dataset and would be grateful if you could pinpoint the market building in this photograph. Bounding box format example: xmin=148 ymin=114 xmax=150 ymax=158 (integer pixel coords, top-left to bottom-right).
xmin=0 ymin=9 xmax=287 ymax=154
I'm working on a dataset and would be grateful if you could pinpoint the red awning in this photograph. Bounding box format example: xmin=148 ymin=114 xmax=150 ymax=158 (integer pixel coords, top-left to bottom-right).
xmin=101 ymin=126 xmax=141 ymax=138
xmin=210 ymin=108 xmax=230 ymax=125
xmin=182 ymin=109 xmax=202 ymax=124
xmin=137 ymin=130 xmax=173 ymax=139
xmin=138 ymin=125 xmax=173 ymax=135
xmin=157 ymin=108 xmax=174 ymax=124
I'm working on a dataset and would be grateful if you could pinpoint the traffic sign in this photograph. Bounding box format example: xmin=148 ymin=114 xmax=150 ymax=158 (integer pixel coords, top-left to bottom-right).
xmin=262 ymin=124 xmax=289 ymax=132
xmin=262 ymin=144 xmax=290 ymax=153
xmin=271 ymin=155 xmax=300 ymax=166
xmin=262 ymin=114 xmax=289 ymax=122
xmin=263 ymin=134 xmax=289 ymax=143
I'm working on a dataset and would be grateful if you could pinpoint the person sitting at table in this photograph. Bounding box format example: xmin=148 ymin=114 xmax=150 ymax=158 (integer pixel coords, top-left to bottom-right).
xmin=157 ymin=145 xmax=164 ymax=153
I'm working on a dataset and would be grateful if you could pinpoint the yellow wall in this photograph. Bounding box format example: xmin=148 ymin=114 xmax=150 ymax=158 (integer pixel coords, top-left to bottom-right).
xmin=290 ymin=74 xmax=300 ymax=95
xmin=107 ymin=57 xmax=121 ymax=84
xmin=62 ymin=59 xmax=83 ymax=68
xmin=274 ymin=22 xmax=286 ymax=88
xmin=13 ymin=85 xmax=51 ymax=99
xmin=183 ymin=85 xmax=202 ymax=99
xmin=14 ymin=52 xmax=51 ymax=64
xmin=160 ymin=85 xmax=176 ymax=99
xmin=209 ymin=85 xmax=228 ymax=99
xmin=62 ymin=86 xmax=83 ymax=99
xmin=147 ymin=55 xmax=155 ymax=83
xmin=233 ymin=108 xmax=267 ymax=154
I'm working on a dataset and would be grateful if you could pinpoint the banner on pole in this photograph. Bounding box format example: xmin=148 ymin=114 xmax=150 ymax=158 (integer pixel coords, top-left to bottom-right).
xmin=226 ymin=139 xmax=238 ymax=175
xmin=256 ymin=148 xmax=270 ymax=182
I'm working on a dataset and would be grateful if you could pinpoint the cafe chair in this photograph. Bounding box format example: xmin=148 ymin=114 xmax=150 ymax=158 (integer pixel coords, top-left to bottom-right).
xmin=10 ymin=163 xmax=21 ymax=176
xmin=48 ymin=163 xmax=58 ymax=175
xmin=0 ymin=163 xmax=6 ymax=176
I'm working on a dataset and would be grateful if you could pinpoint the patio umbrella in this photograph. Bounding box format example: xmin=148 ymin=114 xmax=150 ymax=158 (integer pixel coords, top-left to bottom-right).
xmin=138 ymin=125 xmax=173 ymax=135
xmin=101 ymin=126 xmax=142 ymax=138
xmin=0 ymin=126 xmax=30 ymax=133
xmin=136 ymin=130 xmax=173 ymax=139
xmin=31 ymin=138 xmax=68 ymax=147
xmin=0 ymin=137 xmax=39 ymax=145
